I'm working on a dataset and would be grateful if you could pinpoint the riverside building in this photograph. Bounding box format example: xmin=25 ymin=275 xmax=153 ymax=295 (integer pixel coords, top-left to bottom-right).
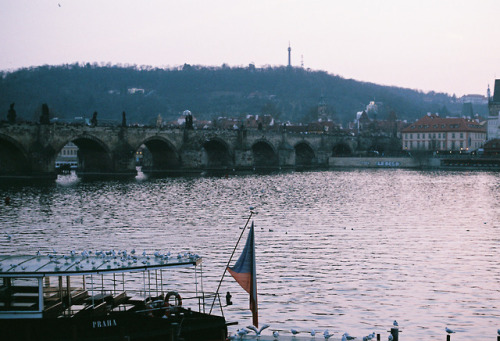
xmin=401 ymin=114 xmax=486 ymax=152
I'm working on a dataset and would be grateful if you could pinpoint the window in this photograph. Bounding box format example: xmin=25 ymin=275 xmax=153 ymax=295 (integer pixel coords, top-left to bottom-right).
xmin=452 ymin=133 xmax=455 ymax=138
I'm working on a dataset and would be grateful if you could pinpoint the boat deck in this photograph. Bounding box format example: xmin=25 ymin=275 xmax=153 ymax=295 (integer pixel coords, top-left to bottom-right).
xmin=232 ymin=335 xmax=377 ymax=341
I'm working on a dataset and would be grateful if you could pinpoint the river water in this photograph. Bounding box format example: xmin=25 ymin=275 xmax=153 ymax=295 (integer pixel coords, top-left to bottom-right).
xmin=0 ymin=169 xmax=499 ymax=340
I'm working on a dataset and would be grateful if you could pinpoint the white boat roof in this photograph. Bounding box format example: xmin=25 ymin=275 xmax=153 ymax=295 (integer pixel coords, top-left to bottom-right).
xmin=0 ymin=252 xmax=202 ymax=277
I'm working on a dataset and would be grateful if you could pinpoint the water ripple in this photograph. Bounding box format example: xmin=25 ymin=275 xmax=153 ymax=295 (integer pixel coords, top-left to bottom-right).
xmin=0 ymin=169 xmax=499 ymax=339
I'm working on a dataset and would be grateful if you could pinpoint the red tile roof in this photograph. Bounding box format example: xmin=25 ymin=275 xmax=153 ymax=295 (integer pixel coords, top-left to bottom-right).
xmin=401 ymin=114 xmax=485 ymax=133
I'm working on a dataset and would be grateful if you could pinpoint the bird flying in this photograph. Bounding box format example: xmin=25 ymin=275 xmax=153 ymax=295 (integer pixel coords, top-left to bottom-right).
xmin=247 ymin=324 xmax=269 ymax=336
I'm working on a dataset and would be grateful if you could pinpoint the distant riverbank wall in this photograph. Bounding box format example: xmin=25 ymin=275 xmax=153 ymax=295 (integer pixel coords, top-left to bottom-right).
xmin=329 ymin=157 xmax=442 ymax=169
xmin=330 ymin=156 xmax=500 ymax=170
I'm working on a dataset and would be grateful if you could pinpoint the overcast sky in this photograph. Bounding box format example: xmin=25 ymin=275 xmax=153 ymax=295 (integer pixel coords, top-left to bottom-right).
xmin=1 ymin=0 xmax=499 ymax=96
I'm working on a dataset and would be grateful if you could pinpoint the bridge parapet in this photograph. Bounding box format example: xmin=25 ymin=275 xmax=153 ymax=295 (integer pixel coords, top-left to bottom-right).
xmin=0 ymin=123 xmax=364 ymax=179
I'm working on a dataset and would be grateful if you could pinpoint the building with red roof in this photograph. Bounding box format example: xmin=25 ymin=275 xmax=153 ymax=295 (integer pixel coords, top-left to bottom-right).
xmin=401 ymin=114 xmax=486 ymax=152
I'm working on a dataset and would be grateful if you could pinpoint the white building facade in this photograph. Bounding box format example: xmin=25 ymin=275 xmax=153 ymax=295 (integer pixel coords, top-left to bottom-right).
xmin=402 ymin=114 xmax=486 ymax=152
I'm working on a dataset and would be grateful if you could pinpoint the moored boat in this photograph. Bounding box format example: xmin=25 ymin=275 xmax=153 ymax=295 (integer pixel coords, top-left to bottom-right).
xmin=0 ymin=251 xmax=228 ymax=340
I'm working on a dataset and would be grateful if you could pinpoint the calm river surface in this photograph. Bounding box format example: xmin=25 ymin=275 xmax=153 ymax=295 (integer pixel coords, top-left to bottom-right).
xmin=1 ymin=169 xmax=499 ymax=340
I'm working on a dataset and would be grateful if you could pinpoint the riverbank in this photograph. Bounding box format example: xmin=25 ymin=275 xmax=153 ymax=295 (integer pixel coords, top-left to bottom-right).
xmin=329 ymin=156 xmax=500 ymax=170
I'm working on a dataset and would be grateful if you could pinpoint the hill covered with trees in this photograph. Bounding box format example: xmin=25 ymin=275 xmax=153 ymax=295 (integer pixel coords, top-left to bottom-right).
xmin=0 ymin=63 xmax=473 ymax=126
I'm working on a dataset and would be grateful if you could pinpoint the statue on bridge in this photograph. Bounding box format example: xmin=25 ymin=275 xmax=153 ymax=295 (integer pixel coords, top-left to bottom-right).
xmin=40 ymin=104 xmax=50 ymax=124
xmin=7 ymin=103 xmax=16 ymax=123
xmin=91 ymin=111 xmax=98 ymax=127
xmin=184 ymin=111 xmax=193 ymax=130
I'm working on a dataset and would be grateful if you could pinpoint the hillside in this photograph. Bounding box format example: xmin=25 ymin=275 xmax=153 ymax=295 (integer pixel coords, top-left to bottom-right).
xmin=0 ymin=63 xmax=476 ymax=126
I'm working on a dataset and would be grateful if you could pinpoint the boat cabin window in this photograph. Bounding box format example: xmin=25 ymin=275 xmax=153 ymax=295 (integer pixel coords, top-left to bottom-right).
xmin=0 ymin=277 xmax=40 ymax=311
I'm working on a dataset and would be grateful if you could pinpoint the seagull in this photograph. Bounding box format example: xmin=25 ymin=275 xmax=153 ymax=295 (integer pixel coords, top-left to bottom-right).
xmin=497 ymin=329 xmax=500 ymax=335
xmin=291 ymin=329 xmax=299 ymax=336
xmin=247 ymin=324 xmax=269 ymax=336
xmin=323 ymin=330 xmax=332 ymax=339
xmin=445 ymin=327 xmax=455 ymax=334
xmin=393 ymin=320 xmax=398 ymax=327
xmin=341 ymin=334 xmax=347 ymax=341
xmin=388 ymin=335 xmax=393 ymax=341
xmin=344 ymin=332 xmax=356 ymax=340
xmin=237 ymin=328 xmax=249 ymax=338
xmin=273 ymin=330 xmax=279 ymax=339
xmin=310 ymin=329 xmax=316 ymax=337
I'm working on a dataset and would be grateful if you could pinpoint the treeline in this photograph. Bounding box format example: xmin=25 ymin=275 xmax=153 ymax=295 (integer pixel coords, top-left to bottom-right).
xmin=0 ymin=63 xmax=467 ymax=126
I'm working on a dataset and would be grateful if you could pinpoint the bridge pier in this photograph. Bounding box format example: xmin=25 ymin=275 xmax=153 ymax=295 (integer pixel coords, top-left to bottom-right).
xmin=0 ymin=123 xmax=365 ymax=179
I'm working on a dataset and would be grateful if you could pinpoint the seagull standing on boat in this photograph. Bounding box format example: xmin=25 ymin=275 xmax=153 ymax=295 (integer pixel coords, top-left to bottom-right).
xmin=237 ymin=328 xmax=249 ymax=338
xmin=344 ymin=332 xmax=356 ymax=340
xmin=445 ymin=327 xmax=455 ymax=334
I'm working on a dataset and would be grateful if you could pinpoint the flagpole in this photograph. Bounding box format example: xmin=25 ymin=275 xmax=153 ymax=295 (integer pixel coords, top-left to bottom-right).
xmin=209 ymin=210 xmax=254 ymax=315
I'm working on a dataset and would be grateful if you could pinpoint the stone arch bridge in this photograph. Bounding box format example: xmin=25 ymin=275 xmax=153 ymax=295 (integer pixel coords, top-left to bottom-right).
xmin=0 ymin=123 xmax=362 ymax=179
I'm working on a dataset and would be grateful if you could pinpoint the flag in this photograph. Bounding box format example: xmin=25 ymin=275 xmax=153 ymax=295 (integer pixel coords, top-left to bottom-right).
xmin=228 ymin=222 xmax=258 ymax=327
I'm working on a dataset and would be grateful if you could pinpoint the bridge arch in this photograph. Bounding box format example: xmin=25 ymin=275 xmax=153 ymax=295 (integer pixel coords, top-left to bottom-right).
xmin=294 ymin=141 xmax=316 ymax=168
xmin=202 ymin=138 xmax=233 ymax=169
xmin=252 ymin=140 xmax=279 ymax=170
xmin=332 ymin=142 xmax=353 ymax=156
xmin=68 ymin=135 xmax=113 ymax=174
xmin=140 ymin=136 xmax=180 ymax=173
xmin=0 ymin=133 xmax=31 ymax=175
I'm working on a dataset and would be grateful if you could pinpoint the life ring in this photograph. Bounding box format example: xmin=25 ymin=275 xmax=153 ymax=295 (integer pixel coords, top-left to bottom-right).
xmin=165 ymin=291 xmax=182 ymax=307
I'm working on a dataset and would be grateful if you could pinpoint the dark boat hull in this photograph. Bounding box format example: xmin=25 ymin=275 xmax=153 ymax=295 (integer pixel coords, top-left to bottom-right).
xmin=0 ymin=308 xmax=227 ymax=341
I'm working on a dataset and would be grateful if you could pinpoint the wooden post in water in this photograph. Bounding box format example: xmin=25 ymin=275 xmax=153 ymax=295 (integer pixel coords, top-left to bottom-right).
xmin=390 ymin=328 xmax=399 ymax=341
xmin=376 ymin=334 xmax=380 ymax=340
xmin=446 ymin=334 xmax=450 ymax=341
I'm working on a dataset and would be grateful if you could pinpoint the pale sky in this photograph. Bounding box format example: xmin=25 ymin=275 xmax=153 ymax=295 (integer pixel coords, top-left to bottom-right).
xmin=1 ymin=0 xmax=499 ymax=96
